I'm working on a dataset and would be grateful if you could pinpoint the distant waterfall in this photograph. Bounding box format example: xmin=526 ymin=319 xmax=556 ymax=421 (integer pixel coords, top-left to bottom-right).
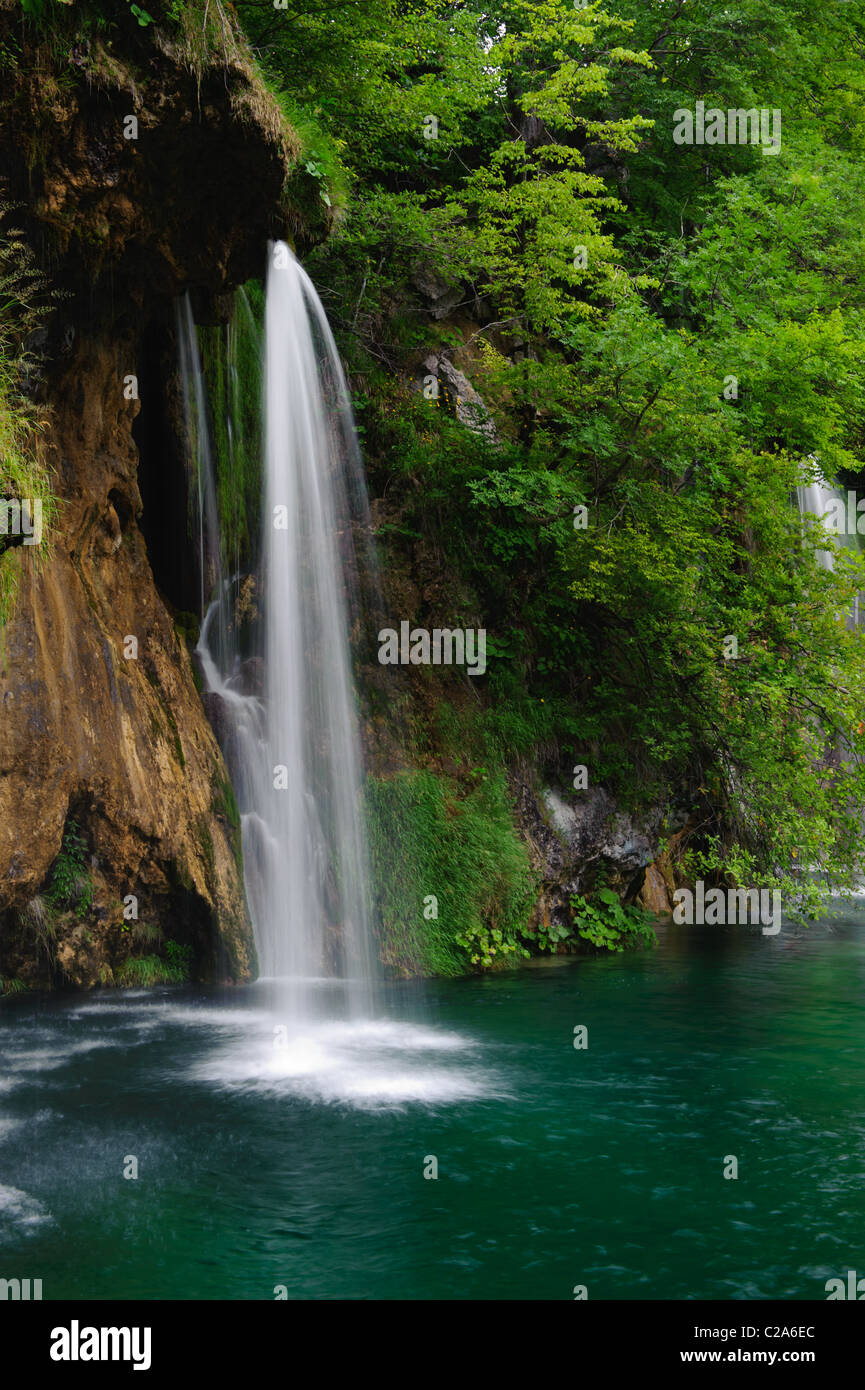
xmin=193 ymin=244 xmax=377 ymax=1021
xmin=797 ymin=471 xmax=863 ymax=627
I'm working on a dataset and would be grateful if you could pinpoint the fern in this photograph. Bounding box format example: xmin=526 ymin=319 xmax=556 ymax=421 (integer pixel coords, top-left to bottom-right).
xmin=47 ymin=818 xmax=93 ymax=916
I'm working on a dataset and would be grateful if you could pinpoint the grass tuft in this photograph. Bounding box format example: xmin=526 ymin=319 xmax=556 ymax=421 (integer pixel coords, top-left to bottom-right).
xmin=366 ymin=769 xmax=537 ymax=976
xmin=116 ymin=954 xmax=185 ymax=987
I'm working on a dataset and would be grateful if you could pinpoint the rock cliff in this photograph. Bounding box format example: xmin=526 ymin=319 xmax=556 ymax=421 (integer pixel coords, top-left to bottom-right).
xmin=0 ymin=1 xmax=307 ymax=988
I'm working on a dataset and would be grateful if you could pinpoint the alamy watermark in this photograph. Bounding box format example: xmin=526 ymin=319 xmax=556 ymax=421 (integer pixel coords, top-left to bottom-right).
xmin=50 ymin=1322 xmax=151 ymax=1371
xmin=378 ymin=622 xmax=487 ymax=676
xmin=826 ymin=1270 xmax=865 ymax=1299
xmin=808 ymin=490 xmax=865 ymax=537
xmin=673 ymin=102 xmax=781 ymax=156
xmin=673 ymin=881 xmax=781 ymax=935
xmin=0 ymin=1276 xmax=42 ymax=1299
xmin=0 ymin=498 xmax=42 ymax=545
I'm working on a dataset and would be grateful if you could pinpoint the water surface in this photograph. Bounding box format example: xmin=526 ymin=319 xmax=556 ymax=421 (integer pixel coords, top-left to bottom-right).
xmin=2 ymin=914 xmax=864 ymax=1300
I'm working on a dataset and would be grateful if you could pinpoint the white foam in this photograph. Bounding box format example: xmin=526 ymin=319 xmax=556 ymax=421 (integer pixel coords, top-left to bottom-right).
xmin=190 ymin=1017 xmax=504 ymax=1109
xmin=3 ymin=1001 xmax=501 ymax=1111
xmin=3 ymin=1038 xmax=115 ymax=1073
xmin=0 ymin=1184 xmax=52 ymax=1236
xmin=0 ymin=1109 xmax=55 ymax=1144
xmin=69 ymin=1001 xmax=273 ymax=1029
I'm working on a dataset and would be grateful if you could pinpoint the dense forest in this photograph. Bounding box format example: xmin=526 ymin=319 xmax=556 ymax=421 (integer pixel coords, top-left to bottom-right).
xmin=243 ymin=0 xmax=865 ymax=965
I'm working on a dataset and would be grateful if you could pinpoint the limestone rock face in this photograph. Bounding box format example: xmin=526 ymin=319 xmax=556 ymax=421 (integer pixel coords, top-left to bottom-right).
xmin=410 ymin=264 xmax=464 ymax=320
xmin=1 ymin=332 xmax=254 ymax=988
xmin=414 ymin=354 xmax=497 ymax=441
xmin=515 ymin=779 xmax=677 ymax=938
xmin=638 ymin=863 xmax=673 ymax=916
xmin=0 ymin=6 xmax=303 ymax=989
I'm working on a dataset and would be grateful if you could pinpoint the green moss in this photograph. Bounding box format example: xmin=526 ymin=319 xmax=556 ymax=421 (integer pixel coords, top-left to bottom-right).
xmin=432 ymin=695 xmax=565 ymax=771
xmin=215 ymin=774 xmax=240 ymax=831
xmin=197 ymin=816 xmax=215 ymax=881
xmin=197 ymin=288 xmax=263 ymax=577
xmin=366 ymin=769 xmax=537 ymax=977
xmin=173 ymin=610 xmax=200 ymax=645
xmin=162 ymin=707 xmax=185 ymax=768
xmin=213 ymin=771 xmax=243 ymax=874
xmin=261 ymin=80 xmax=350 ymax=222
xmin=145 ymin=677 xmax=186 ymax=769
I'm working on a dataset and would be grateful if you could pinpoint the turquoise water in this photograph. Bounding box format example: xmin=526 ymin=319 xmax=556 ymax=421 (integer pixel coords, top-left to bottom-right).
xmin=1 ymin=914 xmax=864 ymax=1300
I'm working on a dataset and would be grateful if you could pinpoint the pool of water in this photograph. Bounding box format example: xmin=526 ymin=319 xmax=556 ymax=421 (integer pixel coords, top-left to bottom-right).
xmin=2 ymin=913 xmax=864 ymax=1300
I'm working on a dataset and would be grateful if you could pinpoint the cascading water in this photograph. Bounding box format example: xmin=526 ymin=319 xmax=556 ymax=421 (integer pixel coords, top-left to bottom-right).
xmin=195 ymin=243 xmax=377 ymax=1023
xmin=257 ymin=243 xmax=376 ymax=1010
xmin=796 ymin=468 xmax=864 ymax=627
xmin=795 ymin=467 xmax=865 ymax=894
xmin=181 ymin=247 xmax=489 ymax=1107
xmin=176 ymin=293 xmax=223 ymax=623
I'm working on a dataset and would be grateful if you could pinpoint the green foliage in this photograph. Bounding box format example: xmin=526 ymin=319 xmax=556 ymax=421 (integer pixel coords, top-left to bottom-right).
xmin=47 ymin=819 xmax=93 ymax=918
xmin=569 ymin=889 xmax=657 ymax=954
xmin=198 ymin=286 xmax=262 ymax=578
xmin=235 ymin=0 xmax=497 ymax=187
xmin=261 ymin=85 xmax=349 ymax=216
xmin=255 ymin=0 xmax=865 ymax=924
xmin=20 ymin=0 xmax=160 ymax=28
xmin=366 ymin=769 xmax=537 ymax=975
xmin=215 ymin=774 xmax=240 ymax=832
xmin=0 ymin=975 xmax=27 ymax=996
xmin=114 ymin=938 xmax=191 ymax=987
xmin=0 ymin=212 xmax=56 ymax=627
xmin=531 ymin=920 xmax=572 ymax=953
xmin=116 ymin=954 xmax=186 ymax=987
xmin=163 ymin=939 xmax=192 ymax=977
xmin=173 ymin=611 xmax=200 ymax=645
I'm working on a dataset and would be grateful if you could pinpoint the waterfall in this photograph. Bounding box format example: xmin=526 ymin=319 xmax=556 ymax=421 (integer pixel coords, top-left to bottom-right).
xmin=258 ymin=241 xmax=375 ymax=1008
xmin=797 ymin=469 xmax=863 ymax=627
xmin=194 ymin=243 xmax=377 ymax=1022
xmin=176 ymin=294 xmax=223 ymax=623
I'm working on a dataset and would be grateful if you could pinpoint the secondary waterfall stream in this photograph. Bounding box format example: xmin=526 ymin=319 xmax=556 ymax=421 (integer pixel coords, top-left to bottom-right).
xmin=189 ymin=244 xmax=376 ymax=1021
xmin=796 ymin=469 xmax=864 ymax=627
